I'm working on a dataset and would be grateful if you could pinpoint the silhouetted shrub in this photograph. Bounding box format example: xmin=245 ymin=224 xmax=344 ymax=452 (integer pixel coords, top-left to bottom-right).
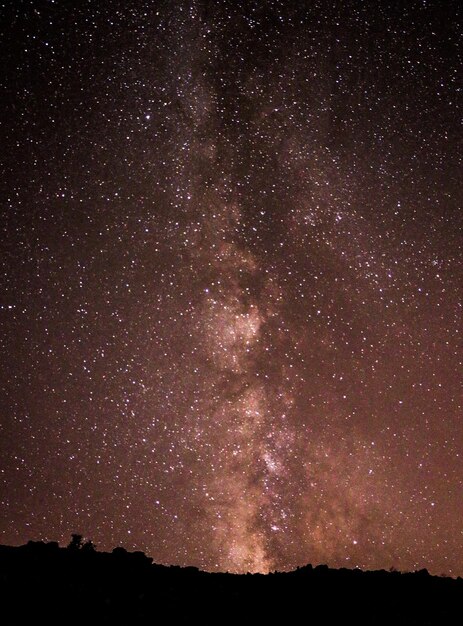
xmin=82 ymin=540 xmax=96 ymax=553
xmin=67 ymin=534 xmax=83 ymax=551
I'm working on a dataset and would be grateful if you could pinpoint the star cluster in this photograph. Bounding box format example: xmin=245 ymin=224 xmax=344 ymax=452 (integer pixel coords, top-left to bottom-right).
xmin=0 ymin=1 xmax=462 ymax=575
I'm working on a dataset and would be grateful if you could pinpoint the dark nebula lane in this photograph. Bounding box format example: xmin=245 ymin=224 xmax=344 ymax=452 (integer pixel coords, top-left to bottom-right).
xmin=0 ymin=1 xmax=462 ymax=575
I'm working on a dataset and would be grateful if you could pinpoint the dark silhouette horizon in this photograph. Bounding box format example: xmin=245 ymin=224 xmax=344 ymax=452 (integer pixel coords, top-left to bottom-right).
xmin=0 ymin=537 xmax=461 ymax=625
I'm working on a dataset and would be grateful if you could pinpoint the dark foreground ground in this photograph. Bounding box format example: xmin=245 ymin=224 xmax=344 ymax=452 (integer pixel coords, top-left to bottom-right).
xmin=0 ymin=541 xmax=461 ymax=625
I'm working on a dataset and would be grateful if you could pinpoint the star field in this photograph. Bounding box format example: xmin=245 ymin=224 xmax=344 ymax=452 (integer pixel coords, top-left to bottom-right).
xmin=0 ymin=0 xmax=462 ymax=575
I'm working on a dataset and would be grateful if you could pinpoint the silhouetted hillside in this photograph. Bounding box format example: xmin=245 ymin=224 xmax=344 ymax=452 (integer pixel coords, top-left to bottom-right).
xmin=0 ymin=539 xmax=461 ymax=624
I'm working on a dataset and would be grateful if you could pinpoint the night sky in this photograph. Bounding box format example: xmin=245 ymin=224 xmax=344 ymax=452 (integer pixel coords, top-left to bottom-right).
xmin=1 ymin=0 xmax=462 ymax=576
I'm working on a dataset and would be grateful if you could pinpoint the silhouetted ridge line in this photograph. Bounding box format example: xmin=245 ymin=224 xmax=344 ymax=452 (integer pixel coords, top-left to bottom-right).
xmin=0 ymin=540 xmax=461 ymax=625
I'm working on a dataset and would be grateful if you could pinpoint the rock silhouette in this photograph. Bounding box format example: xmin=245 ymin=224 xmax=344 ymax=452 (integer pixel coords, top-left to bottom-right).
xmin=0 ymin=539 xmax=461 ymax=624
